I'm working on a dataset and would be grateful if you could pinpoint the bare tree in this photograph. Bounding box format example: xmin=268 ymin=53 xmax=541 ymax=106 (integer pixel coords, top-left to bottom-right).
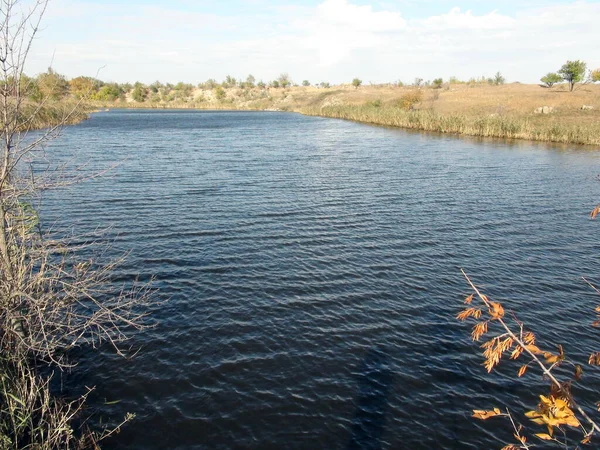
xmin=0 ymin=1 xmax=153 ymax=448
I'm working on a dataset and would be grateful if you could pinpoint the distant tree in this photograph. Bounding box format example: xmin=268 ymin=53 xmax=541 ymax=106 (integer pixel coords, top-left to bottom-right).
xmin=413 ymin=77 xmax=423 ymax=88
xmin=433 ymin=78 xmax=443 ymax=89
xmin=149 ymin=81 xmax=163 ymax=93
xmin=222 ymin=75 xmax=236 ymax=88
xmin=352 ymin=78 xmax=362 ymax=89
xmin=214 ymin=86 xmax=226 ymax=100
xmin=319 ymin=81 xmax=330 ymax=89
xmin=245 ymin=74 xmax=256 ymax=88
xmin=36 ymin=68 xmax=69 ymax=100
xmin=203 ymin=79 xmax=218 ymax=89
xmin=69 ymin=76 xmax=101 ymax=99
xmin=278 ymin=73 xmax=291 ymax=89
xmin=558 ymin=60 xmax=587 ymax=91
xmin=257 ymin=80 xmax=266 ymax=89
xmin=493 ymin=71 xmax=505 ymax=85
xmin=131 ymin=84 xmax=147 ymax=102
xmin=591 ymin=69 xmax=600 ymax=83
xmin=302 ymin=80 xmax=310 ymax=87
xmin=271 ymin=80 xmax=280 ymax=88
xmin=540 ymin=72 xmax=562 ymax=88
xmin=93 ymin=84 xmax=123 ymax=101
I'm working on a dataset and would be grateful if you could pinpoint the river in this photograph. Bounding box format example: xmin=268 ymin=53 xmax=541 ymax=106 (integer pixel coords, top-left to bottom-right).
xmin=42 ymin=110 xmax=600 ymax=449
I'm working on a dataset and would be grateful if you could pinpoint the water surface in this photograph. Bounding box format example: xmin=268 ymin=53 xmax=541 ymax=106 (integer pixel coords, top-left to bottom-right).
xmin=43 ymin=110 xmax=600 ymax=449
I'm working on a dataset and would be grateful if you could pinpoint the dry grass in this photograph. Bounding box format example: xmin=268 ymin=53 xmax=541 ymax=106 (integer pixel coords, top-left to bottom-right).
xmin=96 ymin=82 xmax=600 ymax=146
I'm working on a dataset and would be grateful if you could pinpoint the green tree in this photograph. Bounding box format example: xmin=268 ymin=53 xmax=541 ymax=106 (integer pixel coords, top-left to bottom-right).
xmin=131 ymin=83 xmax=147 ymax=102
xmin=257 ymin=80 xmax=266 ymax=89
xmin=223 ymin=75 xmax=236 ymax=88
xmin=433 ymin=78 xmax=443 ymax=89
xmin=36 ymin=68 xmax=69 ymax=100
xmin=69 ymin=76 xmax=101 ymax=99
xmin=540 ymin=72 xmax=562 ymax=88
xmin=302 ymin=80 xmax=310 ymax=87
xmin=591 ymin=69 xmax=600 ymax=83
xmin=214 ymin=86 xmax=226 ymax=100
xmin=493 ymin=71 xmax=505 ymax=85
xmin=278 ymin=73 xmax=291 ymax=89
xmin=245 ymin=75 xmax=256 ymax=88
xmin=271 ymin=80 xmax=280 ymax=88
xmin=558 ymin=60 xmax=587 ymax=91
xmin=93 ymin=84 xmax=123 ymax=101
xmin=352 ymin=78 xmax=362 ymax=89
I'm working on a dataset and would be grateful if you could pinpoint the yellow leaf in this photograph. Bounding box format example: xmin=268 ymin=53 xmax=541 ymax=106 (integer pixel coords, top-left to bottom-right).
xmin=464 ymin=294 xmax=474 ymax=304
xmin=535 ymin=433 xmax=553 ymax=441
xmin=581 ymin=435 xmax=592 ymax=445
xmin=544 ymin=353 xmax=560 ymax=364
xmin=518 ymin=365 xmax=527 ymax=377
xmin=525 ymin=344 xmax=542 ymax=355
xmin=472 ymin=409 xmax=500 ymax=420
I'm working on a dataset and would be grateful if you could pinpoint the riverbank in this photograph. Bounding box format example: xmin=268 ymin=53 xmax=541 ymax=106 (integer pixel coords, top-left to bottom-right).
xmin=21 ymin=101 xmax=92 ymax=130
xmin=88 ymin=82 xmax=600 ymax=146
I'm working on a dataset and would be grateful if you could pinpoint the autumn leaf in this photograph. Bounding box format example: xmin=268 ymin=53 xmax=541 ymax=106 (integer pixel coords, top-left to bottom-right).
xmin=472 ymin=409 xmax=501 ymax=420
xmin=489 ymin=302 xmax=505 ymax=320
xmin=518 ymin=365 xmax=527 ymax=377
xmin=591 ymin=205 xmax=600 ymax=219
xmin=575 ymin=365 xmax=583 ymax=381
xmin=535 ymin=433 xmax=553 ymax=440
xmin=464 ymin=294 xmax=474 ymax=304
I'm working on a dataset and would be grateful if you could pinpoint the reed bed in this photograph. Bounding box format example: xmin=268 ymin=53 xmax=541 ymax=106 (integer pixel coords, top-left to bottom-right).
xmin=301 ymin=105 xmax=600 ymax=146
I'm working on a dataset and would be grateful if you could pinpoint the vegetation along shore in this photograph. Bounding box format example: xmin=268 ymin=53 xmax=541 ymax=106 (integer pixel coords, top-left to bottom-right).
xmin=26 ymin=63 xmax=600 ymax=146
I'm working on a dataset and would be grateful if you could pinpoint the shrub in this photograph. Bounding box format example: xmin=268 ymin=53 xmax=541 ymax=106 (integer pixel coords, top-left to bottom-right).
xmin=396 ymin=90 xmax=423 ymax=110
xmin=433 ymin=78 xmax=443 ymax=89
xmin=540 ymin=72 xmax=563 ymax=88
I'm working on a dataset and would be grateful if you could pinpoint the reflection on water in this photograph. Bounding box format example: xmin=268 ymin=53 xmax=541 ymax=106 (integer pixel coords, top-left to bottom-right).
xmin=40 ymin=110 xmax=600 ymax=450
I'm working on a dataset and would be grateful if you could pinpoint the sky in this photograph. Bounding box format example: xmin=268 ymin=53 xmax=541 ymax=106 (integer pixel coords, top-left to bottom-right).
xmin=23 ymin=0 xmax=600 ymax=85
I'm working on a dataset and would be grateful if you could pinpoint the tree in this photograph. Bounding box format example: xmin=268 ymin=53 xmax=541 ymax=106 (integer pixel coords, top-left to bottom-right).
xmin=214 ymin=86 xmax=226 ymax=100
xmin=302 ymin=80 xmax=310 ymax=87
xmin=36 ymin=67 xmax=69 ymax=100
xmin=271 ymin=80 xmax=280 ymax=88
xmin=245 ymin=74 xmax=256 ymax=88
xmin=0 ymin=2 xmax=152 ymax=448
xmin=131 ymin=84 xmax=147 ymax=102
xmin=223 ymin=75 xmax=236 ymax=88
xmin=257 ymin=80 xmax=266 ymax=89
xmin=493 ymin=71 xmax=505 ymax=85
xmin=94 ymin=83 xmax=123 ymax=101
xmin=278 ymin=73 xmax=291 ymax=89
xmin=540 ymin=72 xmax=562 ymax=88
xmin=352 ymin=78 xmax=362 ymax=89
xmin=69 ymin=76 xmax=102 ymax=99
xmin=592 ymin=69 xmax=600 ymax=83
xmin=433 ymin=78 xmax=443 ymax=89
xmin=558 ymin=60 xmax=587 ymax=91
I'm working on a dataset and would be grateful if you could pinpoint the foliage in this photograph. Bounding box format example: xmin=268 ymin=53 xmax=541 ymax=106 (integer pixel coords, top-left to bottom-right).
xmin=558 ymin=60 xmax=587 ymax=92
xmin=278 ymin=73 xmax=291 ymax=89
xmin=493 ymin=71 xmax=506 ymax=85
xmin=413 ymin=77 xmax=424 ymax=88
xmin=591 ymin=70 xmax=600 ymax=83
xmin=302 ymin=80 xmax=310 ymax=87
xmin=271 ymin=80 xmax=280 ymax=88
xmin=69 ymin=76 xmax=101 ymax=99
xmin=352 ymin=78 xmax=362 ymax=89
xmin=131 ymin=84 xmax=147 ymax=102
xmin=94 ymin=84 xmax=123 ymax=101
xmin=0 ymin=1 xmax=153 ymax=448
xmin=457 ymin=270 xmax=600 ymax=449
xmin=223 ymin=75 xmax=236 ymax=88
xmin=36 ymin=68 xmax=69 ymax=101
xmin=433 ymin=78 xmax=443 ymax=89
xmin=319 ymin=81 xmax=330 ymax=89
xmin=214 ymin=86 xmax=226 ymax=100
xmin=540 ymin=72 xmax=563 ymax=88
xmin=395 ymin=90 xmax=423 ymax=110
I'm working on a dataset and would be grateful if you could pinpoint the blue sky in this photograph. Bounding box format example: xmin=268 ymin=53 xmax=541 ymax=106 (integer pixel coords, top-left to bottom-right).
xmin=26 ymin=0 xmax=600 ymax=85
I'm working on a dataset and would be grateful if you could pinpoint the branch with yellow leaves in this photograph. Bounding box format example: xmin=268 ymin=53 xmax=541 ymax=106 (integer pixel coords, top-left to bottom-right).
xmin=458 ymin=269 xmax=600 ymax=448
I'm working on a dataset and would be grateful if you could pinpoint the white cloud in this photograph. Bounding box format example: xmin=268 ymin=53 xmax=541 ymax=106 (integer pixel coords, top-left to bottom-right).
xmin=24 ymin=0 xmax=600 ymax=84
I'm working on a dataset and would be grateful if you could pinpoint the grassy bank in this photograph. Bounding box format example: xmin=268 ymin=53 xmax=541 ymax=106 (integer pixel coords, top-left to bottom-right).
xmin=300 ymin=104 xmax=600 ymax=146
xmin=20 ymin=101 xmax=91 ymax=130
xmin=91 ymin=82 xmax=600 ymax=146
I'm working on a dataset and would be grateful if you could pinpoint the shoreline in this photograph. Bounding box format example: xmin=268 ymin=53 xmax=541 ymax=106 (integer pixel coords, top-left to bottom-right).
xmin=89 ymin=103 xmax=600 ymax=147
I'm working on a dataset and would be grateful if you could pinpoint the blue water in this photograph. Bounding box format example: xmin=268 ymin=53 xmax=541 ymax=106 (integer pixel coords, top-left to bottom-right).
xmin=42 ymin=110 xmax=600 ymax=449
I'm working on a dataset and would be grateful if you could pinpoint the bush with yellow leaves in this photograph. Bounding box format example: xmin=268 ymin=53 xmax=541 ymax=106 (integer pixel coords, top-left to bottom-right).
xmin=458 ymin=269 xmax=600 ymax=449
